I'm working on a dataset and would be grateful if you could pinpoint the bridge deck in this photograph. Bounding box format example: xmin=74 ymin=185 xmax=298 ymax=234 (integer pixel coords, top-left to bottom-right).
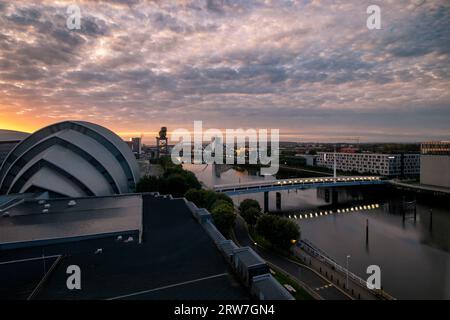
xmin=213 ymin=176 xmax=385 ymax=195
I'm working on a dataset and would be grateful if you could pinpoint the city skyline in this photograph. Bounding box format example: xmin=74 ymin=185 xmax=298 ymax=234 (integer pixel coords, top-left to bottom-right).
xmin=0 ymin=0 xmax=449 ymax=142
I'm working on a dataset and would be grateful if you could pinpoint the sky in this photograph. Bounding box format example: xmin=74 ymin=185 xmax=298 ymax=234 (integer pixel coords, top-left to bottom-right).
xmin=0 ymin=0 xmax=449 ymax=143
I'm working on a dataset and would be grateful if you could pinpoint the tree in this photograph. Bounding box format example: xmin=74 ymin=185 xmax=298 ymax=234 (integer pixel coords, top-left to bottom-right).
xmin=241 ymin=207 xmax=261 ymax=226
xmin=255 ymin=214 xmax=278 ymax=239
xmin=214 ymin=193 xmax=234 ymax=207
xmin=165 ymin=174 xmax=189 ymax=197
xmin=211 ymin=199 xmax=233 ymax=211
xmin=211 ymin=203 xmax=236 ymax=235
xmin=164 ymin=167 xmax=201 ymax=190
xmin=136 ymin=175 xmax=160 ymax=193
xmin=203 ymin=190 xmax=222 ymax=210
xmin=256 ymin=215 xmax=300 ymax=250
xmin=137 ymin=164 xmax=201 ymax=197
xmin=239 ymin=199 xmax=261 ymax=214
xmin=185 ymin=189 xmax=207 ymax=208
xmin=183 ymin=171 xmax=202 ymax=190
xmin=185 ymin=189 xmax=233 ymax=211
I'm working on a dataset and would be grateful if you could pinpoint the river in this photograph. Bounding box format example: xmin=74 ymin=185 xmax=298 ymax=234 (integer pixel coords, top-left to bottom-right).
xmin=183 ymin=163 xmax=450 ymax=300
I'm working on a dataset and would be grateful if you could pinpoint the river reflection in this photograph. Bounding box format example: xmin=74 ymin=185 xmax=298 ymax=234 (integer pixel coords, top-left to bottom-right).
xmin=184 ymin=164 xmax=450 ymax=299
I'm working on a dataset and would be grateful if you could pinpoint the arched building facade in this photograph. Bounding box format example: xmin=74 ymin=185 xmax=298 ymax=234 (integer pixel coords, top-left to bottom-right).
xmin=0 ymin=121 xmax=140 ymax=198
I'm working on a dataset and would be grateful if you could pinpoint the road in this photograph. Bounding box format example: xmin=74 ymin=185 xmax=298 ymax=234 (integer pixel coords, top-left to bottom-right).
xmin=233 ymin=215 xmax=350 ymax=300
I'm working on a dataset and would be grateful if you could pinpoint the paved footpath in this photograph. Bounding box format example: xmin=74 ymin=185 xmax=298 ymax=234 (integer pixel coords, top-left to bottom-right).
xmin=233 ymin=216 xmax=351 ymax=300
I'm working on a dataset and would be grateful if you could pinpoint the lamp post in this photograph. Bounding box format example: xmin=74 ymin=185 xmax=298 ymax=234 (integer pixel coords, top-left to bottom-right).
xmin=333 ymin=144 xmax=337 ymax=179
xmin=346 ymin=255 xmax=351 ymax=290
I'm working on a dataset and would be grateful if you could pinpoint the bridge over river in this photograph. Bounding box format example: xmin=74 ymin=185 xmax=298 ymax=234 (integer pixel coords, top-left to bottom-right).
xmin=213 ymin=176 xmax=386 ymax=212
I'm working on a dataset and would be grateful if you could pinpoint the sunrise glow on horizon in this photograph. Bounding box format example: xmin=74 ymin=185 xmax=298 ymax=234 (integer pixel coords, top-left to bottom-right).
xmin=0 ymin=0 xmax=449 ymax=142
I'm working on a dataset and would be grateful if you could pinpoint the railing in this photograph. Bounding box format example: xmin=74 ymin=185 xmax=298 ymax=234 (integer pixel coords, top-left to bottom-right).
xmin=214 ymin=176 xmax=384 ymax=193
xmin=27 ymin=254 xmax=63 ymax=300
xmin=298 ymin=239 xmax=395 ymax=300
xmin=299 ymin=240 xmax=368 ymax=287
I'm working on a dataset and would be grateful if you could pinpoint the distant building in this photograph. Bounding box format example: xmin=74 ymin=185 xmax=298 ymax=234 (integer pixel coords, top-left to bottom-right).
xmin=125 ymin=138 xmax=142 ymax=158
xmin=294 ymin=154 xmax=318 ymax=166
xmin=125 ymin=140 xmax=133 ymax=150
xmin=317 ymin=152 xmax=420 ymax=177
xmin=420 ymin=141 xmax=450 ymax=188
xmin=130 ymin=137 xmax=142 ymax=156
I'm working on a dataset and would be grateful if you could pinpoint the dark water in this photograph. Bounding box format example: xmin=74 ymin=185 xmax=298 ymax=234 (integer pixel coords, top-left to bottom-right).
xmin=184 ymin=164 xmax=450 ymax=300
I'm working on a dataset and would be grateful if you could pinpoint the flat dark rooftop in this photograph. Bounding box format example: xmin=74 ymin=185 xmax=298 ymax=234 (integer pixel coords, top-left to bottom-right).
xmin=1 ymin=194 xmax=249 ymax=300
xmin=0 ymin=195 xmax=142 ymax=249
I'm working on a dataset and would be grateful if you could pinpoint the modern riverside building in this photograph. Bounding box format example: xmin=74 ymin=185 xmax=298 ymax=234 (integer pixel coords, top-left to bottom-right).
xmin=316 ymin=152 xmax=420 ymax=177
xmin=420 ymin=141 xmax=450 ymax=189
xmin=0 ymin=121 xmax=140 ymax=197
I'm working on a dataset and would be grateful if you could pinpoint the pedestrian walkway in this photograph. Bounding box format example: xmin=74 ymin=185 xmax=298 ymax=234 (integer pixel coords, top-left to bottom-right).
xmin=233 ymin=215 xmax=350 ymax=300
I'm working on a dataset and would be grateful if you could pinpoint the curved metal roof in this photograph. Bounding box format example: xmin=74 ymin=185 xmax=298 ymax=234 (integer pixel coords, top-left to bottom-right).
xmin=0 ymin=121 xmax=140 ymax=198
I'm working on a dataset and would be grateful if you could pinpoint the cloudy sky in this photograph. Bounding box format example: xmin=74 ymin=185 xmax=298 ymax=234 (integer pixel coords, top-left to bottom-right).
xmin=0 ymin=0 xmax=449 ymax=142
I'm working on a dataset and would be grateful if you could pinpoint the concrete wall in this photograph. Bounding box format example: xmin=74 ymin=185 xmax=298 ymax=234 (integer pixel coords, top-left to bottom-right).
xmin=420 ymin=155 xmax=450 ymax=188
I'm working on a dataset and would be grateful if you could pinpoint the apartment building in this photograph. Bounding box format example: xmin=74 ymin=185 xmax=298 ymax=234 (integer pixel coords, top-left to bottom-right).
xmin=316 ymin=152 xmax=420 ymax=177
xmin=420 ymin=141 xmax=450 ymax=188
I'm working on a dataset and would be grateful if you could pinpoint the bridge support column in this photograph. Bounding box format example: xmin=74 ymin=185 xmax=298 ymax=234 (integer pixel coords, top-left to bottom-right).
xmin=264 ymin=191 xmax=269 ymax=213
xmin=332 ymin=190 xmax=338 ymax=205
xmin=276 ymin=192 xmax=281 ymax=210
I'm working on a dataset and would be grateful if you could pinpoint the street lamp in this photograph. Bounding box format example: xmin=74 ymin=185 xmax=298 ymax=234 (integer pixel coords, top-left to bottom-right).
xmin=346 ymin=255 xmax=351 ymax=290
xmin=333 ymin=144 xmax=337 ymax=179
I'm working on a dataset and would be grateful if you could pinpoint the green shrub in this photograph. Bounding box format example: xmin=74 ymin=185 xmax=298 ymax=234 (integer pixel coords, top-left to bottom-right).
xmin=185 ymin=189 xmax=207 ymax=208
xmin=211 ymin=203 xmax=237 ymax=235
xmin=185 ymin=189 xmax=233 ymax=211
xmin=241 ymin=207 xmax=261 ymax=226
xmin=164 ymin=174 xmax=189 ymax=197
xmin=239 ymin=199 xmax=261 ymax=214
xmin=136 ymin=175 xmax=160 ymax=193
xmin=214 ymin=193 xmax=234 ymax=207
xmin=256 ymin=215 xmax=300 ymax=250
xmin=211 ymin=199 xmax=233 ymax=211
xmin=136 ymin=161 xmax=201 ymax=197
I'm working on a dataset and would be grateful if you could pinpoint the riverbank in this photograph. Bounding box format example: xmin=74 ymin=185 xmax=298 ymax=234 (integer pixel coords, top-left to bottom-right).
xmin=184 ymin=163 xmax=450 ymax=299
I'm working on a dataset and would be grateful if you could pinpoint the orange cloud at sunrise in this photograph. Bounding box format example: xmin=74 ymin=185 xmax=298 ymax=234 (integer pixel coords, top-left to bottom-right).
xmin=0 ymin=0 xmax=449 ymax=142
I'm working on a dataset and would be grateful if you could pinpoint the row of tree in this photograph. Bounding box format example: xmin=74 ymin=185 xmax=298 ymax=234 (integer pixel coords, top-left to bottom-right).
xmin=185 ymin=189 xmax=236 ymax=236
xmin=136 ymin=158 xmax=201 ymax=197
